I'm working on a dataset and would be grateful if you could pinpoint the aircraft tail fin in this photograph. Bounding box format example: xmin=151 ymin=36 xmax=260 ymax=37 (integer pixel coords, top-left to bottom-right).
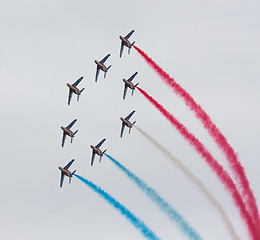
xmin=104 ymin=66 xmax=111 ymax=79
xmin=129 ymin=121 xmax=136 ymax=134
xmin=69 ymin=170 xmax=76 ymax=183
xmin=100 ymin=149 xmax=107 ymax=162
xmin=71 ymin=130 xmax=78 ymax=143
xmin=80 ymin=88 xmax=85 ymax=94
xmin=128 ymin=41 xmax=135 ymax=54
xmin=77 ymin=88 xmax=84 ymax=101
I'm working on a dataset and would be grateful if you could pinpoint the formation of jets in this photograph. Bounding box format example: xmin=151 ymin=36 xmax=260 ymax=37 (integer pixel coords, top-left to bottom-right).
xmin=58 ymin=30 xmax=137 ymax=188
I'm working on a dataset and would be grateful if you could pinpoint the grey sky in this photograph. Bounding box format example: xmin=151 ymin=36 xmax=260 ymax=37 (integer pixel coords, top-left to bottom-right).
xmin=1 ymin=0 xmax=259 ymax=239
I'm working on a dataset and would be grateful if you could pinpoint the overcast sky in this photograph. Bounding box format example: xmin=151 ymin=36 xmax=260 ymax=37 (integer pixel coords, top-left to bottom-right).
xmin=1 ymin=0 xmax=260 ymax=239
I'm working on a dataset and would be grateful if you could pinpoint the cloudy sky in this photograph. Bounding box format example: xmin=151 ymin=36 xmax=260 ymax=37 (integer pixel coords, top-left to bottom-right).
xmin=1 ymin=0 xmax=259 ymax=239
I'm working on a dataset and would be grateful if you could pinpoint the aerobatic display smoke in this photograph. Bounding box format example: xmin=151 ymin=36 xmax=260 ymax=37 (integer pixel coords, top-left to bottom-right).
xmin=74 ymin=174 xmax=160 ymax=240
xmin=136 ymin=87 xmax=257 ymax=239
xmin=133 ymin=45 xmax=260 ymax=229
xmin=104 ymin=154 xmax=202 ymax=240
xmin=134 ymin=125 xmax=240 ymax=240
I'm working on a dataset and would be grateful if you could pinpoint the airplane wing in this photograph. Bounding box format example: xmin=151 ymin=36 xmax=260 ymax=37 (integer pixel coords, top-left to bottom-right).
xmin=125 ymin=110 xmax=135 ymax=120
xmin=72 ymin=76 xmax=83 ymax=87
xmin=125 ymin=30 xmax=135 ymax=39
xmin=100 ymin=54 xmax=111 ymax=63
xmin=68 ymin=89 xmax=73 ymax=105
xmin=91 ymin=151 xmax=95 ymax=166
xmin=96 ymin=138 xmax=106 ymax=148
xmin=95 ymin=67 xmax=100 ymax=82
xmin=66 ymin=119 xmax=77 ymax=129
xmin=64 ymin=159 xmax=75 ymax=169
xmin=120 ymin=42 xmax=124 ymax=58
xmin=123 ymin=84 xmax=128 ymax=100
xmin=128 ymin=72 xmax=138 ymax=82
xmin=60 ymin=172 xmax=65 ymax=188
xmin=62 ymin=132 xmax=66 ymax=147
xmin=120 ymin=122 xmax=125 ymax=138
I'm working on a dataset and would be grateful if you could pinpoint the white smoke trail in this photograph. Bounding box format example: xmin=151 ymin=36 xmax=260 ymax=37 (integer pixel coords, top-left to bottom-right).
xmin=134 ymin=125 xmax=240 ymax=240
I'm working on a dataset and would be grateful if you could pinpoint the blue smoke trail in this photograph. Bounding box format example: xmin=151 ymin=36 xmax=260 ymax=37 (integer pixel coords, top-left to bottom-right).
xmin=104 ymin=154 xmax=202 ymax=240
xmin=74 ymin=174 xmax=160 ymax=240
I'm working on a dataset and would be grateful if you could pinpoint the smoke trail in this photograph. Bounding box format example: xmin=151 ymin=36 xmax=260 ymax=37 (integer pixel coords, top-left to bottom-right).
xmin=74 ymin=174 xmax=160 ymax=240
xmin=133 ymin=45 xmax=260 ymax=228
xmin=134 ymin=125 xmax=240 ymax=240
xmin=104 ymin=154 xmax=202 ymax=240
xmin=136 ymin=87 xmax=257 ymax=240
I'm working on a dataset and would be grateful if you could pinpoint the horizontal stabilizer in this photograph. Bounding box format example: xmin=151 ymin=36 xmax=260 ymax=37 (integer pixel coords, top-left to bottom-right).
xmin=69 ymin=170 xmax=76 ymax=184
xmin=80 ymin=88 xmax=85 ymax=94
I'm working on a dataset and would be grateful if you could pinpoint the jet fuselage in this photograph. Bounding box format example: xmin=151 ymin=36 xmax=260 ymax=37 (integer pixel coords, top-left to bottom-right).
xmin=120 ymin=117 xmax=132 ymax=128
xmin=58 ymin=167 xmax=73 ymax=177
xmin=67 ymin=83 xmax=80 ymax=94
xmin=61 ymin=126 xmax=73 ymax=137
xmin=123 ymin=79 xmax=135 ymax=89
xmin=95 ymin=60 xmax=107 ymax=72
xmin=120 ymin=36 xmax=131 ymax=48
xmin=90 ymin=145 xmax=103 ymax=156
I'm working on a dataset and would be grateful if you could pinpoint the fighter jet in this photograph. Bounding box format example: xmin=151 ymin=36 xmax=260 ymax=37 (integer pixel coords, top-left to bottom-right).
xmin=90 ymin=138 xmax=107 ymax=166
xmin=67 ymin=76 xmax=85 ymax=105
xmin=119 ymin=30 xmax=135 ymax=58
xmin=58 ymin=159 xmax=76 ymax=188
xmin=122 ymin=72 xmax=139 ymax=100
xmin=61 ymin=119 xmax=78 ymax=147
xmin=120 ymin=110 xmax=136 ymax=138
xmin=94 ymin=54 xmax=111 ymax=82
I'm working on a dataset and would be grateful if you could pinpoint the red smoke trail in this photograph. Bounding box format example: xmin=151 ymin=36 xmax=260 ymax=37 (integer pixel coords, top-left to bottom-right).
xmin=133 ymin=45 xmax=260 ymax=229
xmin=136 ymin=86 xmax=258 ymax=240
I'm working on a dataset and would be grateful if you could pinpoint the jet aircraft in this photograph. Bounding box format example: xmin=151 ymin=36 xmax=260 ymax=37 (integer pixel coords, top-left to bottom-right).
xmin=119 ymin=30 xmax=135 ymax=58
xmin=58 ymin=159 xmax=76 ymax=188
xmin=122 ymin=72 xmax=139 ymax=100
xmin=120 ymin=110 xmax=136 ymax=138
xmin=94 ymin=54 xmax=111 ymax=82
xmin=90 ymin=138 xmax=107 ymax=166
xmin=67 ymin=76 xmax=85 ymax=105
xmin=61 ymin=119 xmax=78 ymax=147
